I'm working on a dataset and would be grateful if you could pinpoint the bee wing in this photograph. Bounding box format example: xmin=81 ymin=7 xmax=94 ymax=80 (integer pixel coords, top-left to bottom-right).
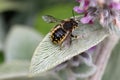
xmin=42 ymin=15 xmax=62 ymax=23
xmin=61 ymin=32 xmax=72 ymax=48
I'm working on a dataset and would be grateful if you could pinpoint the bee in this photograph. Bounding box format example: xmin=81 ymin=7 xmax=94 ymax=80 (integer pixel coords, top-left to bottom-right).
xmin=42 ymin=15 xmax=79 ymax=48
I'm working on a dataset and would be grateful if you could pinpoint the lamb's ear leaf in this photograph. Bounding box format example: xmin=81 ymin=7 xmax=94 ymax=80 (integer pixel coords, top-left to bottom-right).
xmin=57 ymin=52 xmax=96 ymax=80
xmin=69 ymin=52 xmax=96 ymax=78
xmin=0 ymin=61 xmax=61 ymax=80
xmin=5 ymin=25 xmax=43 ymax=61
xmin=0 ymin=61 xmax=29 ymax=79
xmin=30 ymin=16 xmax=108 ymax=76
xmin=102 ymin=41 xmax=120 ymax=80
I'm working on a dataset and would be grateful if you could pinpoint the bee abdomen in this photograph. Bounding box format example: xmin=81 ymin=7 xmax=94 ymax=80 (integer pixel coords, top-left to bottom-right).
xmin=51 ymin=28 xmax=66 ymax=44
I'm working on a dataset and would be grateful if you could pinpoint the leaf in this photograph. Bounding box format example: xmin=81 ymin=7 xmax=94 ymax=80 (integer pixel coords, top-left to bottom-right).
xmin=4 ymin=25 xmax=43 ymax=62
xmin=102 ymin=41 xmax=120 ymax=80
xmin=70 ymin=52 xmax=96 ymax=78
xmin=0 ymin=61 xmax=29 ymax=80
xmin=57 ymin=52 xmax=96 ymax=80
xmin=71 ymin=63 xmax=96 ymax=78
xmin=57 ymin=63 xmax=96 ymax=80
xmin=0 ymin=61 xmax=61 ymax=80
xmin=0 ymin=1 xmax=30 ymax=12
xmin=30 ymin=18 xmax=108 ymax=75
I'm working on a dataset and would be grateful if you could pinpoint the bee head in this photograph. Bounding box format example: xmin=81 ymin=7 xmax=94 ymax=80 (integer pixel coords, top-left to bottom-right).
xmin=63 ymin=19 xmax=78 ymax=30
xmin=70 ymin=19 xmax=78 ymax=27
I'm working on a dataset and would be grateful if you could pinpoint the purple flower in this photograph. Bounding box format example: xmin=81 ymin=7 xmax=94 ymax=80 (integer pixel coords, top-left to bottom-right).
xmin=73 ymin=0 xmax=90 ymax=13
xmin=80 ymin=15 xmax=93 ymax=24
xmin=73 ymin=6 xmax=84 ymax=13
xmin=74 ymin=0 xmax=120 ymax=32
xmin=110 ymin=2 xmax=120 ymax=10
xmin=99 ymin=1 xmax=120 ymax=28
xmin=84 ymin=0 xmax=90 ymax=7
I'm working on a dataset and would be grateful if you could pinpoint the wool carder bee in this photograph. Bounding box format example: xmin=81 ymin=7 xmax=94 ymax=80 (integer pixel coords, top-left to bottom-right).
xmin=42 ymin=15 xmax=79 ymax=48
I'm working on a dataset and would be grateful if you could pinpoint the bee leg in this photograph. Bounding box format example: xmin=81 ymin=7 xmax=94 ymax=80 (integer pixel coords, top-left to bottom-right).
xmin=59 ymin=43 xmax=63 ymax=50
xmin=59 ymin=42 xmax=69 ymax=50
xmin=58 ymin=41 xmax=66 ymax=50
xmin=71 ymin=34 xmax=79 ymax=39
xmin=59 ymin=36 xmax=71 ymax=50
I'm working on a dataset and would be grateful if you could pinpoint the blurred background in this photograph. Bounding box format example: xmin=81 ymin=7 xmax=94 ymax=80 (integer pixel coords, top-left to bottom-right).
xmin=0 ymin=0 xmax=120 ymax=80
xmin=0 ymin=0 xmax=76 ymax=62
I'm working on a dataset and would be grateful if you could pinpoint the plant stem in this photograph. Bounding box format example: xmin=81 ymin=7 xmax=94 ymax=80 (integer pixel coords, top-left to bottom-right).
xmin=88 ymin=34 xmax=119 ymax=80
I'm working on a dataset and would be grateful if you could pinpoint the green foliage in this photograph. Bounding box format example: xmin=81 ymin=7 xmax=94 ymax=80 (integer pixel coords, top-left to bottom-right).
xmin=0 ymin=51 xmax=4 ymax=63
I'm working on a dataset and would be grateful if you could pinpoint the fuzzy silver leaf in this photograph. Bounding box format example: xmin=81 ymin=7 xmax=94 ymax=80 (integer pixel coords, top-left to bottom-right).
xmin=30 ymin=17 xmax=108 ymax=76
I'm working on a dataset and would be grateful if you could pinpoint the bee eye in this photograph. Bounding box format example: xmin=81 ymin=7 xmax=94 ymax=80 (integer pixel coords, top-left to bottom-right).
xmin=73 ymin=26 xmax=76 ymax=29
xmin=73 ymin=23 xmax=78 ymax=27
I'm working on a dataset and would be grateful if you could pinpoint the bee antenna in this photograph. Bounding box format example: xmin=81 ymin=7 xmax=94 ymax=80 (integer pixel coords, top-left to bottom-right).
xmin=72 ymin=10 xmax=75 ymax=19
